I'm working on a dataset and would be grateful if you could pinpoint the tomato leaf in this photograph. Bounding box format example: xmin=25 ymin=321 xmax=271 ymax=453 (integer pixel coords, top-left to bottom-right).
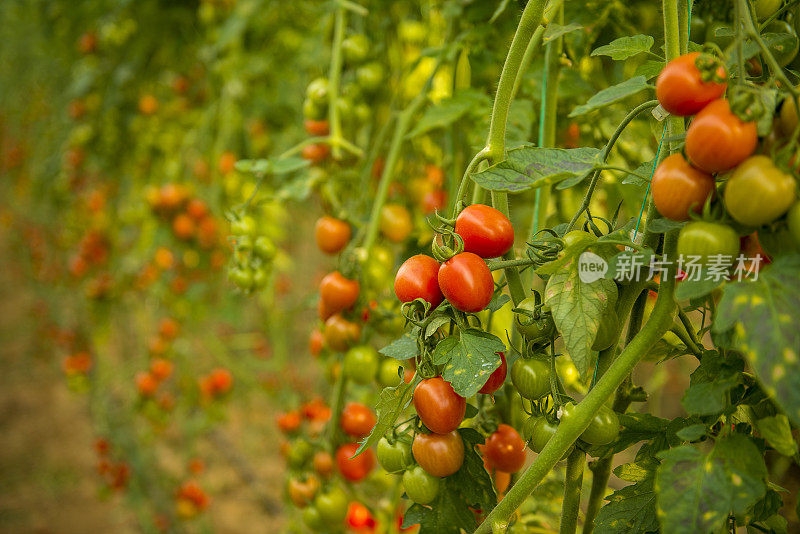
xmin=633 ymin=60 xmax=663 ymax=81
xmin=424 ymin=315 xmax=452 ymax=338
xmin=380 ymin=332 xmax=418 ymax=360
xmin=471 ymin=146 xmax=602 ymax=193
xmin=433 ymin=329 xmax=505 ymax=397
xmin=591 ymin=35 xmax=655 ymax=61
xmin=594 ymin=458 xmax=659 ymax=534
xmin=355 ymin=380 xmax=415 ymax=456
xmin=543 ymin=22 xmax=583 ymax=43
xmin=713 ymin=255 xmax=800 ymax=425
xmin=569 ymin=76 xmax=650 ymax=117
xmin=756 ymin=414 xmax=798 ymax=457
xmin=486 ymin=293 xmax=511 ymax=313
xmin=674 ymin=276 xmax=723 ymax=301
xmin=655 ymin=434 xmax=767 ymax=534
xmin=406 ymin=89 xmax=490 ymax=138
xmin=235 ymin=156 xmax=309 ymax=176
xmin=681 ymin=351 xmax=743 ymax=416
xmin=675 ymin=424 xmax=707 ymax=442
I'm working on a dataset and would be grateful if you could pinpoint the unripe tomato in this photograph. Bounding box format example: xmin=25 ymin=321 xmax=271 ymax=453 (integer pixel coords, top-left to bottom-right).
xmin=341 ymin=402 xmax=377 ymax=438
xmin=319 ymin=271 xmax=359 ymax=314
xmin=510 ymin=358 xmax=550 ymax=400
xmin=380 ymin=204 xmax=413 ymax=242
xmin=412 ymin=431 xmax=465 ymax=477
xmin=454 ymin=204 xmax=515 ymax=258
xmin=324 ymin=315 xmax=361 ymax=352
xmin=253 ymin=236 xmax=277 ymax=260
xmin=343 ymin=345 xmax=379 ymax=385
xmin=394 ymin=255 xmax=444 ymax=308
xmin=306 ymin=77 xmax=330 ymax=106
xmin=685 ymin=99 xmax=758 ymax=174
xmin=402 ymin=465 xmax=440 ymax=504
xmin=303 ymin=506 xmax=324 ymax=530
xmin=562 ymin=230 xmax=596 ymax=249
xmin=523 ymin=417 xmax=574 ymax=458
xmin=478 ymin=352 xmax=507 ymax=395
xmin=356 ymin=62 xmax=385 ymax=92
xmin=484 ymin=424 xmax=527 ymax=473
xmin=514 ymin=297 xmax=556 ymax=344
xmin=376 ymin=437 xmax=412 ymax=472
xmin=764 ymin=20 xmax=799 ymax=67
xmin=677 ymin=222 xmax=740 ymax=264
xmin=335 ymin=443 xmax=375 ymax=482
xmin=724 ymin=156 xmax=797 ymax=227
xmin=756 ymin=0 xmax=782 ymax=20
xmin=413 ymin=376 xmax=466 ymax=434
xmin=779 ymin=96 xmax=799 ymax=136
xmin=230 ymin=215 xmax=257 ymax=236
xmin=651 ymin=153 xmax=715 ymax=221
xmin=287 ymin=475 xmax=320 ymax=507
xmin=304 ymin=98 xmax=326 ymax=120
xmin=378 ymin=359 xmax=403 ymax=387
xmin=438 ymin=252 xmax=494 ymax=313
xmin=315 ymin=216 xmax=351 ymax=254
xmin=592 ymin=311 xmax=619 ymax=351
xmin=315 ymin=485 xmax=348 ymax=523
xmin=287 ymin=438 xmax=314 ymax=469
xmin=342 ymin=34 xmax=370 ymax=64
xmin=561 ymin=402 xmax=620 ymax=446
xmin=304 ymin=119 xmax=330 ymax=136
xmin=655 ymin=52 xmax=727 ymax=116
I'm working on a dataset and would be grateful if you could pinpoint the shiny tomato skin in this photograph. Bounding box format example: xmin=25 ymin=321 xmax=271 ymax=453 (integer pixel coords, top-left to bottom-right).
xmin=656 ymin=52 xmax=727 ymax=116
xmin=685 ymin=99 xmax=758 ymax=174
xmin=340 ymin=402 xmax=377 ymax=438
xmin=561 ymin=402 xmax=620 ymax=446
xmin=319 ymin=271 xmax=359 ymax=314
xmin=412 ymin=431 xmax=465 ymax=477
xmin=402 ymin=465 xmax=440 ymax=504
xmin=343 ymin=345 xmax=380 ymax=385
xmin=335 ymin=443 xmax=375 ymax=482
xmin=478 ymin=352 xmax=507 ymax=395
xmin=376 ymin=437 xmax=412 ymax=473
xmin=677 ymin=221 xmax=740 ymax=264
xmin=484 ymin=424 xmax=527 ymax=473
xmin=651 ymin=153 xmax=715 ymax=221
xmin=315 ymin=486 xmax=348 ymax=523
xmin=454 ymin=204 xmax=515 ymax=258
xmin=438 ymin=252 xmax=494 ymax=313
xmin=724 ymin=156 xmax=797 ymax=227
xmin=413 ymin=376 xmax=466 ymax=434
xmin=394 ymin=255 xmax=443 ymax=308
xmin=510 ymin=358 xmax=550 ymax=400
xmin=315 ymin=216 xmax=351 ymax=254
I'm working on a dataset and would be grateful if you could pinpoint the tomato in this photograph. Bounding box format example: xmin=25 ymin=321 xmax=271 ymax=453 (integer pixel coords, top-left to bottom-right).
xmin=421 ymin=189 xmax=447 ymax=214
xmin=685 ymin=99 xmax=758 ymax=174
xmin=562 ymin=230 xmax=596 ymax=249
xmin=315 ymin=485 xmax=348 ymax=523
xmin=724 ymin=156 xmax=797 ymax=227
xmin=764 ymin=21 xmax=799 ymax=67
xmin=779 ymin=95 xmax=799 ymax=136
xmin=454 ymin=204 xmax=515 ymax=258
xmin=378 ymin=359 xmax=403 ymax=387
xmin=304 ymin=119 xmax=330 ymax=136
xmin=478 ymin=352 xmax=507 ymax=395
xmin=343 ymin=345 xmax=379 ymax=385
xmin=324 ymin=314 xmax=361 ymax=352
xmin=341 ymin=402 xmax=377 ymax=438
xmin=394 ymin=255 xmax=444 ymax=308
xmin=402 ymin=465 xmax=441 ymax=504
xmin=592 ymin=311 xmax=619 ymax=352
xmin=306 ymin=77 xmax=329 ymax=106
xmin=651 ymin=153 xmax=715 ymax=221
xmin=346 ymin=502 xmax=375 ymax=529
xmin=277 ymin=410 xmax=302 ymax=434
xmin=412 ymin=431 xmax=465 ymax=477
xmin=302 ymin=143 xmax=330 ymax=164
xmin=655 ymin=52 xmax=727 ymax=116
xmin=356 ymin=62 xmax=385 ymax=92
xmin=756 ymin=0 xmax=782 ymax=20
xmin=514 ymin=296 xmax=556 ymax=344
xmin=309 ymin=329 xmax=325 ymax=356
xmin=380 ymin=204 xmax=413 ymax=242
xmin=342 ymin=34 xmax=370 ymax=64
xmin=413 ymin=376 xmax=466 ymax=434
xmin=510 ymin=358 xmax=550 ymax=400
xmin=287 ymin=438 xmax=314 ymax=469
xmin=253 ymin=236 xmax=276 ymax=260
xmin=335 ymin=443 xmax=375 ymax=482
xmin=315 ymin=216 xmax=351 ymax=254
xmin=304 ymin=98 xmax=326 ymax=120
xmin=788 ymin=202 xmax=800 ymax=246
xmin=287 ymin=475 xmax=320 ymax=507
xmin=677 ymin=221 xmax=741 ymax=265
xmin=230 ymin=215 xmax=257 ymax=236
xmin=376 ymin=437 xmax=412 ymax=473
xmin=303 ymin=506 xmax=324 ymax=531
xmin=484 ymin=424 xmax=527 ymax=473
xmin=438 ymin=252 xmax=494 ymax=313
xmin=319 ymin=271 xmax=360 ymax=314
xmin=313 ymin=450 xmax=334 ymax=478
xmin=561 ymin=402 xmax=620 ymax=445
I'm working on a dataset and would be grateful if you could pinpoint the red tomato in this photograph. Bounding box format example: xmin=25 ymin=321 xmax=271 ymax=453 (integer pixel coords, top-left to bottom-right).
xmin=651 ymin=153 xmax=715 ymax=221
xmin=413 ymin=376 xmax=466 ymax=434
xmin=304 ymin=119 xmax=330 ymax=136
xmin=319 ymin=271 xmax=360 ymax=314
xmin=309 ymin=328 xmax=325 ymax=356
xmin=438 ymin=252 xmax=494 ymax=313
xmin=484 ymin=424 xmax=527 ymax=473
xmin=335 ymin=443 xmax=375 ymax=482
xmin=340 ymin=402 xmax=377 ymax=438
xmin=656 ymin=52 xmax=727 ymax=116
xmin=422 ymin=189 xmax=447 ymax=214
xmin=302 ymin=143 xmax=330 ymax=163
xmin=324 ymin=314 xmax=361 ymax=352
xmin=346 ymin=501 xmax=375 ymax=529
xmin=478 ymin=352 xmax=507 ymax=395
xmin=454 ymin=204 xmax=515 ymax=258
xmin=685 ymin=99 xmax=757 ymax=173
xmin=277 ymin=410 xmax=302 ymax=433
xmin=411 ymin=431 xmax=465 ymax=477
xmin=315 ymin=216 xmax=351 ymax=255
xmin=394 ymin=255 xmax=444 ymax=309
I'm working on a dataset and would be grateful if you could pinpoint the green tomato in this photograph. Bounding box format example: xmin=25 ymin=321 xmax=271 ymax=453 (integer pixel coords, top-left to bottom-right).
xmin=764 ymin=20 xmax=800 ymax=67
xmin=343 ymin=345 xmax=380 ymax=385
xmin=235 ymin=234 xmax=253 ymax=253
xmin=302 ymin=506 xmax=324 ymax=531
xmin=303 ymin=98 xmax=327 ymax=120
xmin=724 ymin=156 xmax=797 ymax=227
xmin=561 ymin=402 xmax=620 ymax=446
xmin=342 ymin=34 xmax=370 ymax=64
xmin=356 ymin=62 xmax=385 ymax=93
xmin=788 ymin=202 xmax=800 ymax=247
xmin=592 ymin=310 xmax=619 ymax=352
xmin=756 ymin=0 xmax=782 ymax=20
xmin=402 ymin=465 xmax=440 ymax=504
xmin=354 ymin=102 xmax=371 ymax=124
xmin=229 ymin=266 xmax=254 ymax=291
xmin=677 ymin=222 xmax=740 ymax=265
xmin=513 ymin=296 xmax=556 ymax=344
xmin=254 ymin=236 xmax=276 ymax=260
xmin=252 ymin=267 xmax=269 ymax=289
xmin=314 ymin=486 xmax=348 ymax=523
xmin=510 ymin=358 xmax=550 ymax=400
xmin=287 ymin=438 xmax=314 ymax=470
xmin=523 ymin=417 xmax=573 ymax=459
xmin=306 ymin=77 xmax=330 ymax=106
xmin=377 ymin=359 xmax=403 ymax=388
xmin=562 ymin=229 xmax=596 ymax=249
xmin=377 ymin=437 xmax=412 ymax=473
xmin=230 ymin=215 xmax=257 ymax=236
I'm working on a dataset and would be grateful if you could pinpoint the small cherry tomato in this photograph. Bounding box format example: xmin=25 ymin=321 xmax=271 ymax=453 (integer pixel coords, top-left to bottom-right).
xmin=394 ymin=255 xmax=444 ymax=309
xmin=655 ymin=52 xmax=727 ymax=116
xmin=315 ymin=216 xmax=351 ymax=254
xmin=324 ymin=314 xmax=361 ymax=352
xmin=346 ymin=501 xmax=375 ymax=529
xmin=438 ymin=252 xmax=494 ymax=313
xmin=412 ymin=431 xmax=465 ymax=477
xmin=651 ymin=153 xmax=715 ymax=221
xmin=319 ymin=271 xmax=360 ymax=314
xmin=685 ymin=99 xmax=758 ymax=174
xmin=335 ymin=443 xmax=375 ymax=482
xmin=478 ymin=352 xmax=507 ymax=395
xmin=380 ymin=204 xmax=413 ymax=242
xmin=378 ymin=359 xmax=403 ymax=387
xmin=454 ymin=204 xmax=515 ymax=258
xmin=724 ymin=156 xmax=797 ymax=227
xmin=402 ymin=465 xmax=440 ymax=504
xmin=302 ymin=143 xmax=330 ymax=164
xmin=510 ymin=358 xmax=550 ymax=400
xmin=561 ymin=403 xmax=620 ymax=446
xmin=514 ymin=296 xmax=556 ymax=344
xmin=304 ymin=119 xmax=330 ymax=136
xmin=413 ymin=376 xmax=466 ymax=434
xmin=677 ymin=221 xmax=740 ymax=265
xmin=592 ymin=311 xmax=619 ymax=352
xmin=343 ymin=345 xmax=380 ymax=385
xmin=315 ymin=485 xmax=348 ymax=523
xmin=523 ymin=417 xmax=573 ymax=458
xmin=377 ymin=437 xmax=412 ymax=473
xmin=340 ymin=402 xmax=377 ymax=438
xmin=287 ymin=475 xmax=320 ymax=507
xmin=313 ymin=450 xmax=334 ymax=478
xmin=484 ymin=424 xmax=527 ymax=473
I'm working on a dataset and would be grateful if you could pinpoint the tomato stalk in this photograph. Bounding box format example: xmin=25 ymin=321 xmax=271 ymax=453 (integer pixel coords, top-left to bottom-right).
xmin=327 ymin=6 xmax=346 ymax=160
xmin=559 ymin=448 xmax=586 ymax=534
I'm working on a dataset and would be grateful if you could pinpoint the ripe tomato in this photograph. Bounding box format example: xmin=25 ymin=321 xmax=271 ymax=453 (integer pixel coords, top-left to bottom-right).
xmin=324 ymin=314 xmax=361 ymax=352
xmin=651 ymin=153 xmax=715 ymax=221
xmin=592 ymin=311 xmax=619 ymax=351
xmin=314 ymin=216 xmax=351 ymax=255
xmin=513 ymin=296 xmax=555 ymax=344
xmin=655 ymin=52 xmax=727 ymax=116
xmin=335 ymin=443 xmax=375 ymax=482
xmin=438 ymin=252 xmax=494 ymax=313
xmin=402 ymin=465 xmax=441 ymax=504
xmin=413 ymin=376 xmax=466 ymax=434
xmin=287 ymin=475 xmax=320 ymax=507
xmin=136 ymin=371 xmax=158 ymax=397
xmin=724 ymin=156 xmax=797 ymax=227
xmin=315 ymin=485 xmax=348 ymax=523
xmin=454 ymin=204 xmax=515 ymax=258
xmin=313 ymin=450 xmax=334 ymax=478
xmin=376 ymin=437 xmax=412 ymax=473
xmin=380 ymin=204 xmax=413 ymax=242
xmin=309 ymin=329 xmax=325 ymax=356
xmin=346 ymin=501 xmax=375 ymax=529
xmin=422 ymin=189 xmax=447 ymax=214
xmin=677 ymin=221 xmax=740 ymax=264
xmin=277 ymin=411 xmax=302 ymax=434
xmin=302 ymin=143 xmax=330 ymax=163
xmin=561 ymin=403 xmax=620 ymax=446
xmin=685 ymin=99 xmax=758 ymax=174
xmin=319 ymin=271 xmax=360 ymax=314
xmin=304 ymin=119 xmax=330 ymax=136
xmin=510 ymin=358 xmax=550 ymax=400
xmin=343 ymin=345 xmax=380 ymax=385
xmin=412 ymin=431 xmax=465 ymax=477
xmin=484 ymin=424 xmax=527 ymax=473
xmin=478 ymin=352 xmax=507 ymax=395
xmin=394 ymin=255 xmax=444 ymax=308
xmin=340 ymin=402 xmax=377 ymax=438
xmin=150 ymin=358 xmax=173 ymax=381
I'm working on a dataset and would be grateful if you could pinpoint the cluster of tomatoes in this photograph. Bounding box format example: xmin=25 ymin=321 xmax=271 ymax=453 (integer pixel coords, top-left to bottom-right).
xmin=227 ymin=211 xmax=278 ymax=293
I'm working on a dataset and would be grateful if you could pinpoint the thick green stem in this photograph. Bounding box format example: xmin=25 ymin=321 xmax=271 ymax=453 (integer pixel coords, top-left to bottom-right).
xmin=328 ymin=8 xmax=346 ymax=159
xmin=559 ymin=448 xmax=586 ymax=534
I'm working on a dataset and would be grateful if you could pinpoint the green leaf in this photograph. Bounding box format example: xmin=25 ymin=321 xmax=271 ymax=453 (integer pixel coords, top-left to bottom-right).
xmin=543 ymin=22 xmax=583 ymax=43
xmin=406 ymin=89 xmax=490 ymax=138
xmin=276 ymin=171 xmax=317 ymax=201
xmin=622 ymin=159 xmax=655 ymax=186
xmin=236 ymin=156 xmax=309 ymax=175
xmin=655 ymin=435 xmax=767 ymax=534
xmin=591 ymin=35 xmax=655 ymax=60
xmin=434 ymin=329 xmax=505 ymax=397
xmin=380 ymin=333 xmax=418 ymax=360
xmin=594 ymin=459 xmax=658 ymax=533
xmin=675 ymin=424 xmax=707 ymax=442
xmin=471 ymin=146 xmax=602 ymax=193
xmin=646 ymin=217 xmax=684 ymax=234
xmin=674 ymin=276 xmax=723 ymax=301
xmin=544 ymin=258 xmax=617 ymax=376
xmin=633 ymin=60 xmax=663 ymax=81
xmin=569 ymin=76 xmax=650 ymax=117
xmin=355 ymin=380 xmax=414 ymax=456
xmin=681 ymin=351 xmax=742 ymax=416
xmin=424 ymin=315 xmax=452 ymax=338
xmin=713 ymin=255 xmax=800 ymax=425
xmin=486 ymin=293 xmax=511 ymax=313
xmin=757 ymin=414 xmax=798 ymax=457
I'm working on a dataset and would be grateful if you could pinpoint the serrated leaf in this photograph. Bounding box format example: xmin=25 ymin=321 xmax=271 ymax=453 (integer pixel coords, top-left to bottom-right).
xmin=434 ymin=330 xmax=505 ymax=397
xmin=569 ymin=76 xmax=650 ymax=117
xmin=407 ymin=89 xmax=490 ymax=138
xmin=355 ymin=381 xmax=414 ymax=456
xmin=486 ymin=293 xmax=511 ymax=313
xmin=647 ymin=217 xmax=684 ymax=234
xmin=622 ymin=159 xmax=655 ymax=186
xmin=591 ymin=35 xmax=655 ymax=60
xmin=544 ymin=22 xmax=583 ymax=43
xmin=633 ymin=60 xmax=663 ymax=81
xmin=713 ymin=255 xmax=800 ymax=425
xmin=380 ymin=333 xmax=418 ymax=360
xmin=675 ymin=424 xmax=706 ymax=442
xmin=471 ymin=146 xmax=602 ymax=193
xmin=681 ymin=352 xmax=742 ymax=416
xmin=595 ymin=461 xmax=658 ymax=533
xmin=757 ymin=414 xmax=798 ymax=457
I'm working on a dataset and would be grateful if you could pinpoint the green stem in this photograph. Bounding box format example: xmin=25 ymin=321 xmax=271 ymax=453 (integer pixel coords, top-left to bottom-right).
xmin=671 ymin=324 xmax=702 ymax=357
xmin=328 ymin=371 xmax=348 ymax=445
xmin=678 ymin=307 xmax=703 ymax=350
xmin=328 ymin=7 xmax=347 ymax=160
xmin=583 ymin=458 xmax=612 ymax=534
xmin=559 ymin=448 xmax=586 ymax=534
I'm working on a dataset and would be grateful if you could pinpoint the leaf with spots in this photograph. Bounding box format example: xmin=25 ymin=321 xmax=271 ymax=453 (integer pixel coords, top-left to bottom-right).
xmin=545 ymin=258 xmax=618 ymax=377
xmin=593 ymin=458 xmax=659 ymax=534
xmin=432 ymin=330 xmax=505 ymax=397
xmin=655 ymin=434 xmax=767 ymax=534
xmin=713 ymin=255 xmax=800 ymax=425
